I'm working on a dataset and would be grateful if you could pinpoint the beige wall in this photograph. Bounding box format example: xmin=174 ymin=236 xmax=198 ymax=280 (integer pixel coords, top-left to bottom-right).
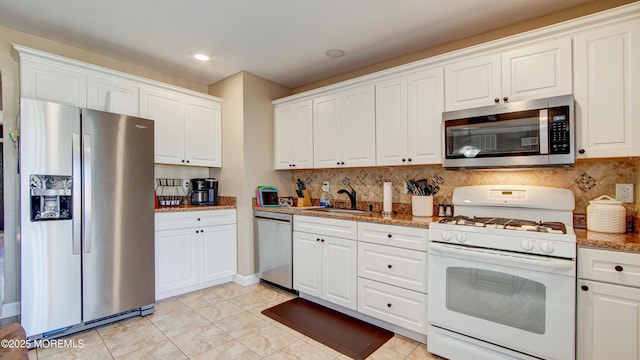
xmin=292 ymin=0 xmax=639 ymax=94
xmin=208 ymin=72 xmax=290 ymax=277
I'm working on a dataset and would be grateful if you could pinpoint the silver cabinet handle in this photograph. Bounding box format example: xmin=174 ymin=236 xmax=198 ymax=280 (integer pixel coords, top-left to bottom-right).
xmin=83 ymin=134 xmax=92 ymax=253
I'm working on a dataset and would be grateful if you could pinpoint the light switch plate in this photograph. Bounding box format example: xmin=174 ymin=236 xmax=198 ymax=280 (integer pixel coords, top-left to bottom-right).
xmin=616 ymin=183 xmax=634 ymax=203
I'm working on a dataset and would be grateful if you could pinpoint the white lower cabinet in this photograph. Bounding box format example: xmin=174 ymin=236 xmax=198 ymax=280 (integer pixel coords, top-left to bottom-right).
xmin=358 ymin=278 xmax=428 ymax=334
xmin=577 ymin=248 xmax=640 ymax=360
xmin=357 ymin=223 xmax=429 ymax=335
xmin=293 ymin=216 xmax=357 ymax=310
xmin=155 ymin=210 xmax=237 ymax=300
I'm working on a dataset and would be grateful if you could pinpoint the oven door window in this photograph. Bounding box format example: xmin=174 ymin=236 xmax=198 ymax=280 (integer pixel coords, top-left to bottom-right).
xmin=445 ymin=111 xmax=541 ymax=159
xmin=446 ymin=267 xmax=545 ymax=334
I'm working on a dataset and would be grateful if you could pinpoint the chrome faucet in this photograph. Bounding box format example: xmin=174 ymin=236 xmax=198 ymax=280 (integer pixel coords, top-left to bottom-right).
xmin=337 ymin=184 xmax=357 ymax=210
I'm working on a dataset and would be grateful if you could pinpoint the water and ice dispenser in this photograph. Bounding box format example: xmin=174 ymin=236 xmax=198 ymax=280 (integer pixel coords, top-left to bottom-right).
xmin=30 ymin=174 xmax=73 ymax=221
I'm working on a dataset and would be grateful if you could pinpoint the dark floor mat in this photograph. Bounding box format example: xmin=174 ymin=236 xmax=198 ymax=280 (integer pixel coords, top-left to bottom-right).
xmin=261 ymin=298 xmax=393 ymax=360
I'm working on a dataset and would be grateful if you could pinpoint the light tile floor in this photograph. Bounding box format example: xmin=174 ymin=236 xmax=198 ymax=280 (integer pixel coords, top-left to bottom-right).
xmin=27 ymin=282 xmax=444 ymax=359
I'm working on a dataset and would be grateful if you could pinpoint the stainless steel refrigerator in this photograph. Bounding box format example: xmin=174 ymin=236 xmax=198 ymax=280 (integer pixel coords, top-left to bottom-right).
xmin=19 ymin=98 xmax=155 ymax=339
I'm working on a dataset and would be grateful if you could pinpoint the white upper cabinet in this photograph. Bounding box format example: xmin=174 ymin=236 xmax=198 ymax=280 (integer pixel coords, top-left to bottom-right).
xmin=375 ymin=76 xmax=408 ymax=166
xmin=185 ymin=98 xmax=222 ymax=167
xmin=87 ymin=74 xmax=139 ymax=116
xmin=314 ymin=84 xmax=375 ymax=168
xmin=376 ymin=68 xmax=444 ymax=166
xmin=573 ymin=19 xmax=640 ymax=158
xmin=444 ymin=38 xmax=572 ymax=111
xmin=14 ymin=45 xmax=223 ymax=168
xmin=140 ymin=87 xmax=222 ymax=167
xmin=140 ymin=86 xmax=186 ymax=165
xmin=19 ymin=55 xmax=88 ymax=107
xmin=274 ymin=99 xmax=314 ymax=169
xmin=444 ymin=54 xmax=501 ymax=111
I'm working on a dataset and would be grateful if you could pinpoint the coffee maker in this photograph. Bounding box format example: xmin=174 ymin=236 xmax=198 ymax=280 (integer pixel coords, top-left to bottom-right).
xmin=190 ymin=178 xmax=219 ymax=205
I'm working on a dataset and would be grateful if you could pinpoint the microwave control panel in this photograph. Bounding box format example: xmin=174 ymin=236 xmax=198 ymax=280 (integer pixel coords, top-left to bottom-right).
xmin=549 ymin=106 xmax=571 ymax=154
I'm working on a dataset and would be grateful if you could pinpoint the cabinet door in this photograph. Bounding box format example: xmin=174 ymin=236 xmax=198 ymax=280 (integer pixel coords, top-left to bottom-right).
xmin=292 ymin=100 xmax=314 ymax=169
xmin=341 ymin=84 xmax=376 ymax=167
xmin=20 ymin=57 xmax=87 ymax=107
xmin=577 ymin=279 xmax=640 ymax=360
xmin=185 ymin=98 xmax=222 ymax=167
xmin=501 ymin=38 xmax=572 ymax=102
xmin=444 ymin=54 xmax=501 ymax=111
xmin=313 ymin=94 xmax=342 ymax=168
xmin=87 ymin=74 xmax=139 ymax=116
xmin=376 ymin=76 xmax=408 ymax=166
xmin=293 ymin=231 xmax=322 ymax=297
xmin=155 ymin=228 xmax=198 ymax=298
xmin=322 ymin=236 xmax=357 ymax=310
xmin=574 ymin=20 xmax=640 ymax=158
xmin=274 ymin=104 xmax=296 ymax=169
xmin=199 ymin=224 xmax=237 ymax=283
xmin=274 ymin=100 xmax=313 ymax=169
xmin=140 ymin=87 xmax=186 ymax=165
xmin=407 ymin=67 xmax=444 ymax=165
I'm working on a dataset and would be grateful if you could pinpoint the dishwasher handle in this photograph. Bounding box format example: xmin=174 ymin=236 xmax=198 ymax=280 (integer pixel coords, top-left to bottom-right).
xmin=254 ymin=211 xmax=293 ymax=223
xmin=255 ymin=216 xmax=292 ymax=225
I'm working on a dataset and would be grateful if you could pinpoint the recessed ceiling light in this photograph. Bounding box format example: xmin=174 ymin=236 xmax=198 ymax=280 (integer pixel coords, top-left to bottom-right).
xmin=193 ymin=53 xmax=210 ymax=61
xmin=325 ymin=49 xmax=345 ymax=58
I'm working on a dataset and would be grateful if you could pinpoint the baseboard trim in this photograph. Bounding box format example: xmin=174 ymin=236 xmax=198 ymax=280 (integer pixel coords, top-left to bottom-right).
xmin=2 ymin=302 xmax=20 ymax=319
xmin=233 ymin=274 xmax=259 ymax=286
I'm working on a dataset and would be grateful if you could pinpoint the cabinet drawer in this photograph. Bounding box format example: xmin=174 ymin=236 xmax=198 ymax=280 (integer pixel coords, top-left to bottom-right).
xmin=358 ymin=242 xmax=428 ymax=293
xmin=358 ymin=278 xmax=428 ymax=334
xmin=294 ymin=215 xmax=357 ymax=240
xmin=358 ymin=222 xmax=428 ymax=251
xmin=156 ymin=209 xmax=236 ymax=231
xmin=579 ymin=248 xmax=640 ymax=288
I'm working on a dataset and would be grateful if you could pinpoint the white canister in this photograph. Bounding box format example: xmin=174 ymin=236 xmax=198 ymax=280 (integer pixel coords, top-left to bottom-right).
xmin=412 ymin=195 xmax=433 ymax=217
xmin=586 ymin=195 xmax=626 ymax=233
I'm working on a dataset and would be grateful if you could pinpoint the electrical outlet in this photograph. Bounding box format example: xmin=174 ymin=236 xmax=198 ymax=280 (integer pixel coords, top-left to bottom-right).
xmin=616 ymin=183 xmax=634 ymax=203
xmin=182 ymin=179 xmax=190 ymax=193
xmin=322 ymin=181 xmax=330 ymax=192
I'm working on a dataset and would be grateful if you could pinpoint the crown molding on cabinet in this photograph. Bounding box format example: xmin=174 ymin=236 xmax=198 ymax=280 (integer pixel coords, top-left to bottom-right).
xmin=12 ymin=44 xmax=222 ymax=104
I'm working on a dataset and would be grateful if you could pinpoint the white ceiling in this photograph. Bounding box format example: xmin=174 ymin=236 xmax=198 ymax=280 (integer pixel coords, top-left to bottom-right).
xmin=0 ymin=0 xmax=593 ymax=88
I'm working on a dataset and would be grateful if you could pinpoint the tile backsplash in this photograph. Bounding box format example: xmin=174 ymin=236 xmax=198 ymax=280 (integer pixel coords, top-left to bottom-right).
xmin=292 ymin=158 xmax=637 ymax=215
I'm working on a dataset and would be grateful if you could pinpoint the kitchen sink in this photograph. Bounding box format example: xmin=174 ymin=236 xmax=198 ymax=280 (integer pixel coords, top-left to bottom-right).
xmin=309 ymin=208 xmax=369 ymax=215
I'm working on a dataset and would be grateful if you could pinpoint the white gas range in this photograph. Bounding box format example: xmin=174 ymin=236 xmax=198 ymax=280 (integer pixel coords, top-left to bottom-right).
xmin=427 ymin=185 xmax=577 ymax=360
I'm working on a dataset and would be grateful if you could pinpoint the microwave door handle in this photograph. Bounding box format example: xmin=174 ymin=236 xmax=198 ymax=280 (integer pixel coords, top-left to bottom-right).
xmin=539 ymin=109 xmax=549 ymax=154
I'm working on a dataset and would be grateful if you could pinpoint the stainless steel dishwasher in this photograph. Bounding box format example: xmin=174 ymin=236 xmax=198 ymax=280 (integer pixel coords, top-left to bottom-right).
xmin=254 ymin=210 xmax=294 ymax=291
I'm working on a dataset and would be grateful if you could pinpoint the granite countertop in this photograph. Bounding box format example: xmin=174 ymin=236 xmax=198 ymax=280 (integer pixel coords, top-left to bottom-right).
xmin=156 ymin=204 xmax=236 ymax=213
xmin=255 ymin=206 xmax=640 ymax=253
xmin=253 ymin=206 xmax=437 ymax=228
xmin=574 ymin=229 xmax=640 ymax=253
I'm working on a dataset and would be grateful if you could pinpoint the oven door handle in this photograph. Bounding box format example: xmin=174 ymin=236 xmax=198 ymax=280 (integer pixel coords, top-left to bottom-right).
xmin=429 ymin=242 xmax=574 ymax=270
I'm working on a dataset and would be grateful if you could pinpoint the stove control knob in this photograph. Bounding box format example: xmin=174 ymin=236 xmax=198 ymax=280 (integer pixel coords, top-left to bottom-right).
xmin=455 ymin=232 xmax=467 ymax=243
xmin=520 ymin=239 xmax=535 ymax=251
xmin=441 ymin=231 xmax=452 ymax=241
xmin=540 ymin=241 xmax=555 ymax=254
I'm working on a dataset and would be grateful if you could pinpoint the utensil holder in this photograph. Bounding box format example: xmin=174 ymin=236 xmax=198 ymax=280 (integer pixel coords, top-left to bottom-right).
xmin=412 ymin=195 xmax=433 ymax=217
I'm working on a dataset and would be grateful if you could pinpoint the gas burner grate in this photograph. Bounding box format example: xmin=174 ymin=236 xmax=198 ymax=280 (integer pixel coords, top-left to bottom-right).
xmin=438 ymin=216 xmax=566 ymax=234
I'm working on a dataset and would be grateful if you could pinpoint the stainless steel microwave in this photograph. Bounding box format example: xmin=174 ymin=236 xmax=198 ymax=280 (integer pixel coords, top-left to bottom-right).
xmin=442 ymin=95 xmax=574 ymax=169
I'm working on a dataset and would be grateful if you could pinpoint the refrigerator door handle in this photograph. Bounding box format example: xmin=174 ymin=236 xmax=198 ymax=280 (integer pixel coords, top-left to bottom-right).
xmin=72 ymin=133 xmax=82 ymax=254
xmin=83 ymin=134 xmax=92 ymax=253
